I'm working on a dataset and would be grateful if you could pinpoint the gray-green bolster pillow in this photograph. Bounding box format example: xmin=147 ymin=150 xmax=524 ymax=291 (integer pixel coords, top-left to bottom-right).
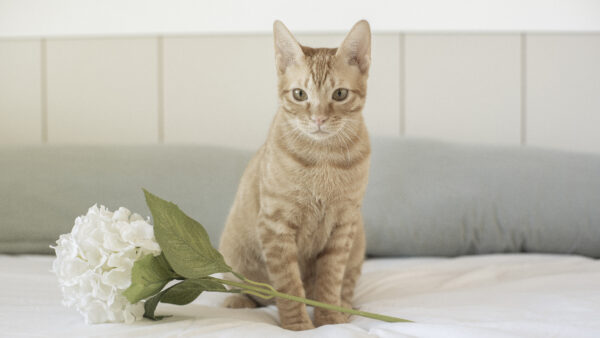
xmin=1 ymin=138 xmax=599 ymax=257
xmin=364 ymin=137 xmax=600 ymax=257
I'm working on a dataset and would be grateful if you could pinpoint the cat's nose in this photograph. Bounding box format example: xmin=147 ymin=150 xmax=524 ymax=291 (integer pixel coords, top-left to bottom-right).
xmin=311 ymin=116 xmax=328 ymax=126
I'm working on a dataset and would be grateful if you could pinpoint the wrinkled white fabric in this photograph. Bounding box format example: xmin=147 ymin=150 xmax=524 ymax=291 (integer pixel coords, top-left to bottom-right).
xmin=3 ymin=254 xmax=599 ymax=337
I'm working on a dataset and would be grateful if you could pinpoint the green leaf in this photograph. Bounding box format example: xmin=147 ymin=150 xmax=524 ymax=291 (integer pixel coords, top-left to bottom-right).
xmin=123 ymin=253 xmax=176 ymax=304
xmin=143 ymin=288 xmax=171 ymax=321
xmin=143 ymin=278 xmax=227 ymax=320
xmin=143 ymin=189 xmax=232 ymax=278
xmin=161 ymin=278 xmax=226 ymax=305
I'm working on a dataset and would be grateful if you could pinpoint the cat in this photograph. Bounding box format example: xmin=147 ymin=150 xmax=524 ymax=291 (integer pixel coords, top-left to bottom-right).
xmin=218 ymin=20 xmax=371 ymax=331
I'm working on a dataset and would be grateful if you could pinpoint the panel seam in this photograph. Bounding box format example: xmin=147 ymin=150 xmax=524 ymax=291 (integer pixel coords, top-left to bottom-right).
xmin=520 ymin=33 xmax=527 ymax=145
xmin=157 ymin=36 xmax=165 ymax=143
xmin=399 ymin=33 xmax=406 ymax=136
xmin=40 ymin=39 xmax=48 ymax=143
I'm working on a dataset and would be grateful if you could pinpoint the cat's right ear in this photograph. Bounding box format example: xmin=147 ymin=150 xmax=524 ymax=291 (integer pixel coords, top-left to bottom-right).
xmin=273 ymin=20 xmax=304 ymax=74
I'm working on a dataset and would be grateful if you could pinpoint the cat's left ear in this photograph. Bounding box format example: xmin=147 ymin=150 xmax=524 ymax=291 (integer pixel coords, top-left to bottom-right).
xmin=336 ymin=20 xmax=371 ymax=74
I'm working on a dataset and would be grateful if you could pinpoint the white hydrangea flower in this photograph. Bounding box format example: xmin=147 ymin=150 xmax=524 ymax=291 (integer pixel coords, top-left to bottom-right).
xmin=52 ymin=205 xmax=161 ymax=324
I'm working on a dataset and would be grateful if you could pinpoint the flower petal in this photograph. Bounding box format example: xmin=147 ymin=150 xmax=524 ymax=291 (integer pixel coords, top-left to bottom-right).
xmin=103 ymin=269 xmax=131 ymax=290
xmin=52 ymin=204 xmax=161 ymax=324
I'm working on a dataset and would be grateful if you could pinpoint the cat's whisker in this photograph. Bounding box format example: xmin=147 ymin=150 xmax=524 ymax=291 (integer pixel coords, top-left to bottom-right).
xmin=337 ymin=128 xmax=353 ymax=162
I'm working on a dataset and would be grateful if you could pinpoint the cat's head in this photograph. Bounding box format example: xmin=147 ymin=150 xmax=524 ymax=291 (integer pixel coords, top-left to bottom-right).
xmin=273 ymin=20 xmax=371 ymax=141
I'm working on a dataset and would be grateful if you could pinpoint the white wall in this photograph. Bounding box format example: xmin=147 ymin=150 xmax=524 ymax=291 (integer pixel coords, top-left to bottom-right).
xmin=1 ymin=0 xmax=600 ymax=37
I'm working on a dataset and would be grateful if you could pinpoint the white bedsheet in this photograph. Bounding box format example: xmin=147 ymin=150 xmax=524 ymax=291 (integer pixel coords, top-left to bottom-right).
xmin=1 ymin=254 xmax=599 ymax=337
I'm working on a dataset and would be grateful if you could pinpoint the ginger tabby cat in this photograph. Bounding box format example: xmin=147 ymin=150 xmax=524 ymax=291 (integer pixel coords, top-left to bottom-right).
xmin=219 ymin=20 xmax=371 ymax=331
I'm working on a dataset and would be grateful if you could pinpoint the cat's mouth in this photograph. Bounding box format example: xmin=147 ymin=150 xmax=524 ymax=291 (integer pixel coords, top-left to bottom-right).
xmin=309 ymin=129 xmax=332 ymax=139
xmin=307 ymin=129 xmax=334 ymax=140
xmin=311 ymin=130 xmax=329 ymax=135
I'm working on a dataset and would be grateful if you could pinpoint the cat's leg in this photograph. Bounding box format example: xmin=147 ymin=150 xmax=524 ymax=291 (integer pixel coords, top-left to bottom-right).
xmin=219 ymin=230 xmax=264 ymax=309
xmin=341 ymin=218 xmax=365 ymax=312
xmin=258 ymin=214 xmax=314 ymax=331
xmin=313 ymin=208 xmax=358 ymax=327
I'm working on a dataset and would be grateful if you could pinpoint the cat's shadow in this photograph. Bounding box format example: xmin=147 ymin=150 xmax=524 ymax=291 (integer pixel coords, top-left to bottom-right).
xmin=143 ymin=303 xmax=281 ymax=326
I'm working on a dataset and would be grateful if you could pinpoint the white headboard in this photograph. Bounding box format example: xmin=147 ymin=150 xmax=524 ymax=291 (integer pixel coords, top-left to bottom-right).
xmin=1 ymin=33 xmax=599 ymax=154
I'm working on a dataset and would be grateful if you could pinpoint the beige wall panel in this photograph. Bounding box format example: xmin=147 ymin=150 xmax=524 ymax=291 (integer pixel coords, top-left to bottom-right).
xmin=163 ymin=36 xmax=277 ymax=149
xmin=164 ymin=34 xmax=401 ymax=150
xmin=46 ymin=38 xmax=158 ymax=143
xmin=405 ymin=34 xmax=521 ymax=145
xmin=527 ymin=34 xmax=600 ymax=154
xmin=0 ymin=40 xmax=42 ymax=143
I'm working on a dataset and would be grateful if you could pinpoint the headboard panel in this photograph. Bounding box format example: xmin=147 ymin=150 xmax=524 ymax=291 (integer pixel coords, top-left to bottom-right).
xmin=1 ymin=33 xmax=599 ymax=153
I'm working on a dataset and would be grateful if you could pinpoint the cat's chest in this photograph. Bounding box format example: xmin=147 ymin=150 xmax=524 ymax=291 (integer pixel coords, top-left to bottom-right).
xmin=294 ymin=193 xmax=332 ymax=257
xmin=273 ymin=158 xmax=368 ymax=214
xmin=293 ymin=166 xmax=362 ymax=253
xmin=297 ymin=165 xmax=354 ymax=199
xmin=262 ymin=153 xmax=368 ymax=254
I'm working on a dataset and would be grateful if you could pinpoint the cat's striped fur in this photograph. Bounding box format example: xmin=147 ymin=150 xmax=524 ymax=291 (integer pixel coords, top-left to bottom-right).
xmin=219 ymin=20 xmax=371 ymax=331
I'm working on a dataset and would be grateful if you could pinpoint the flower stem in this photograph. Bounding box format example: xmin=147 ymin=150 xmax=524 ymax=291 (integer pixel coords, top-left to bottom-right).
xmin=207 ymin=276 xmax=412 ymax=323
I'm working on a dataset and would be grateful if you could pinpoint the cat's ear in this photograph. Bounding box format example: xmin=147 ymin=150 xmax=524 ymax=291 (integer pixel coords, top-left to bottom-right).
xmin=337 ymin=20 xmax=371 ymax=74
xmin=273 ymin=20 xmax=304 ymax=74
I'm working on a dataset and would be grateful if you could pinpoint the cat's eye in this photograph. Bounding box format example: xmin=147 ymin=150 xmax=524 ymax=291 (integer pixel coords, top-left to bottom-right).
xmin=332 ymin=88 xmax=349 ymax=101
xmin=292 ymin=88 xmax=308 ymax=101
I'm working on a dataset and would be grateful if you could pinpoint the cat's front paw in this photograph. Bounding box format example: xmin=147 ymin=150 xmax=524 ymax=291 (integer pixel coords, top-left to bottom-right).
xmin=314 ymin=308 xmax=349 ymax=327
xmin=281 ymin=320 xmax=315 ymax=331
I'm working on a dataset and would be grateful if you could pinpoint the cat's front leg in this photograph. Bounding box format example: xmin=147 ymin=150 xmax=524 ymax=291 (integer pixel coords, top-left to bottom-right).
xmin=257 ymin=215 xmax=314 ymax=331
xmin=313 ymin=208 xmax=357 ymax=327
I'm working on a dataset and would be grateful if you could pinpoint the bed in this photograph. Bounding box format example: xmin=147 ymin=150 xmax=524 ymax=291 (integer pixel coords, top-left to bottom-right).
xmin=1 ymin=137 xmax=599 ymax=337
xmin=3 ymin=254 xmax=600 ymax=337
